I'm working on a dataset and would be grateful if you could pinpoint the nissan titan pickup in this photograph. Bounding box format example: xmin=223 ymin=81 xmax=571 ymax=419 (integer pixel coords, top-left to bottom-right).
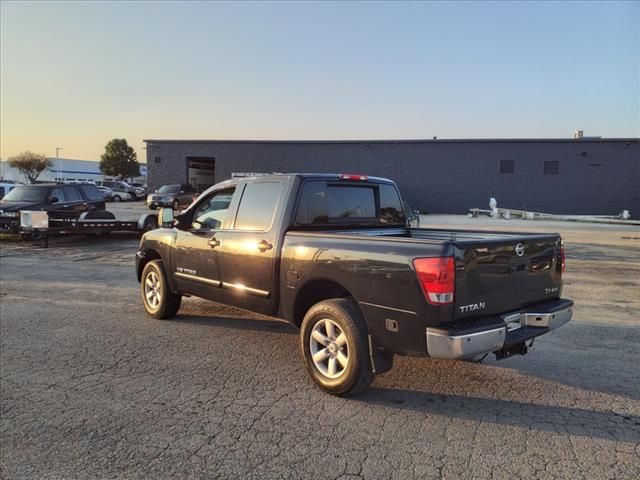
xmin=136 ymin=173 xmax=573 ymax=396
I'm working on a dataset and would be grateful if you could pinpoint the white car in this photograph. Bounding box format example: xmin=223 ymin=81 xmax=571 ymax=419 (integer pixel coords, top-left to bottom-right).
xmin=110 ymin=189 xmax=132 ymax=202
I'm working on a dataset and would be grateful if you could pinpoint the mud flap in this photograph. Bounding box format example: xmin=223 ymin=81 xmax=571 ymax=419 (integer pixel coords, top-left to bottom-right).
xmin=368 ymin=335 xmax=393 ymax=374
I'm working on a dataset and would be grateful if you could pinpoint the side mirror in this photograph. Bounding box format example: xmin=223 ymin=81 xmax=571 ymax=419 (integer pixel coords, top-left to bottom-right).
xmin=48 ymin=196 xmax=59 ymax=204
xmin=179 ymin=190 xmax=185 ymax=194
xmin=159 ymin=207 xmax=174 ymax=228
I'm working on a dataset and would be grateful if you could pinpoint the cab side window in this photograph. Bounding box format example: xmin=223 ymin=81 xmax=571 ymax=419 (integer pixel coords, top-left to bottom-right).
xmin=191 ymin=188 xmax=235 ymax=230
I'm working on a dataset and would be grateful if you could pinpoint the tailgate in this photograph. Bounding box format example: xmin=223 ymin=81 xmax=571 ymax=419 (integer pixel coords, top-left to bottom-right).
xmin=454 ymin=234 xmax=563 ymax=319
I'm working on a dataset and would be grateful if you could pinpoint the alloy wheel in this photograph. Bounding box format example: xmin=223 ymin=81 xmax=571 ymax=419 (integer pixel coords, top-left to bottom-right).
xmin=309 ymin=318 xmax=349 ymax=379
xmin=144 ymin=271 xmax=162 ymax=309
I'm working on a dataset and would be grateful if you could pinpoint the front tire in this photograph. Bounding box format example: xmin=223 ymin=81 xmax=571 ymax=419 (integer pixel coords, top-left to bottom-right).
xmin=113 ymin=194 xmax=121 ymax=202
xmin=300 ymin=298 xmax=374 ymax=396
xmin=141 ymin=260 xmax=181 ymax=319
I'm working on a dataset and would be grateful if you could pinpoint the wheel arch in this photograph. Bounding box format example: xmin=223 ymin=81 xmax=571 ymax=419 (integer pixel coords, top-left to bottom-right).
xmin=292 ymin=278 xmax=360 ymax=328
xmin=136 ymin=248 xmax=162 ymax=282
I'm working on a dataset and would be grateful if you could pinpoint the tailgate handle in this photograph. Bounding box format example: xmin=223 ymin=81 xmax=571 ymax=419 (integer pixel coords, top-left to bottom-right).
xmin=207 ymin=237 xmax=220 ymax=248
xmin=257 ymin=240 xmax=273 ymax=252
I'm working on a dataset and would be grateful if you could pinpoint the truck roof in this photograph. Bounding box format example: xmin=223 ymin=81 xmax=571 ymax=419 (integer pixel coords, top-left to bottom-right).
xmin=229 ymin=172 xmax=395 ymax=183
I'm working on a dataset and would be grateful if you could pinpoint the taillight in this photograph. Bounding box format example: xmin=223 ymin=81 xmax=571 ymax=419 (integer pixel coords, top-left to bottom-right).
xmin=339 ymin=174 xmax=368 ymax=181
xmin=560 ymin=243 xmax=566 ymax=273
xmin=413 ymin=257 xmax=455 ymax=305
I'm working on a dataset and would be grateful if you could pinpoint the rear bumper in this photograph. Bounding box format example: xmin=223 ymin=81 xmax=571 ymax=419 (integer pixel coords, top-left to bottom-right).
xmin=426 ymin=298 xmax=573 ymax=360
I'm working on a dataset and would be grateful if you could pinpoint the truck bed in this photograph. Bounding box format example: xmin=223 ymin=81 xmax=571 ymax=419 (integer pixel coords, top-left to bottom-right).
xmin=285 ymin=226 xmax=563 ymax=322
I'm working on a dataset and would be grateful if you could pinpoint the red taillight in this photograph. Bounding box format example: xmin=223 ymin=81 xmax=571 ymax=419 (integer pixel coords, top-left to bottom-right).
xmin=560 ymin=243 xmax=566 ymax=273
xmin=413 ymin=257 xmax=455 ymax=305
xmin=339 ymin=173 xmax=368 ymax=181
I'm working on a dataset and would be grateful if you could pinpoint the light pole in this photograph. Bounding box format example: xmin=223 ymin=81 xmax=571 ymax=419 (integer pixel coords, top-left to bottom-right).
xmin=56 ymin=147 xmax=63 ymax=182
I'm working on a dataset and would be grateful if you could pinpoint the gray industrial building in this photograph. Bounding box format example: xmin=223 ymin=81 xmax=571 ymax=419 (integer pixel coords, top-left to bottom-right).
xmin=144 ymin=138 xmax=640 ymax=218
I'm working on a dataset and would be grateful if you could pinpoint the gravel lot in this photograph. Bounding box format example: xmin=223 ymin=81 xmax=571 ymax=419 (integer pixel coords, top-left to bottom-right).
xmin=1 ymin=207 xmax=639 ymax=479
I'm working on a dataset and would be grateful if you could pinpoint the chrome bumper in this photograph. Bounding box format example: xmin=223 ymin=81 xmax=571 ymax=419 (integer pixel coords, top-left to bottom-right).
xmin=426 ymin=300 xmax=573 ymax=360
xmin=426 ymin=327 xmax=506 ymax=360
xmin=502 ymin=305 xmax=573 ymax=330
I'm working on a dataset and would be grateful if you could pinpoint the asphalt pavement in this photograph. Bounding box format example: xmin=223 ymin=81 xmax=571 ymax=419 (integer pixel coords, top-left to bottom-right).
xmin=1 ymin=213 xmax=639 ymax=479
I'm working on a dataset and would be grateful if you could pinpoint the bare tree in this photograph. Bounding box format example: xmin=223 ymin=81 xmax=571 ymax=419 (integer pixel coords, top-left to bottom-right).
xmin=8 ymin=151 xmax=53 ymax=183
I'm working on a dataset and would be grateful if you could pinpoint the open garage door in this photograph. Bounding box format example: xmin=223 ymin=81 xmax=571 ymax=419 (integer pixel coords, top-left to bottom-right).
xmin=187 ymin=157 xmax=215 ymax=192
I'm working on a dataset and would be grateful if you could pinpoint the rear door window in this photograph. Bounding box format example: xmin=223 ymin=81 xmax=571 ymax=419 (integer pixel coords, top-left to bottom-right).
xmin=63 ymin=186 xmax=83 ymax=201
xmin=50 ymin=188 xmax=66 ymax=203
xmin=233 ymin=182 xmax=284 ymax=231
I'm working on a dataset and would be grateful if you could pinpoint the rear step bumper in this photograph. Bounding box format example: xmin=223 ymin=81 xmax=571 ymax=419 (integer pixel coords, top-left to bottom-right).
xmin=426 ymin=299 xmax=574 ymax=360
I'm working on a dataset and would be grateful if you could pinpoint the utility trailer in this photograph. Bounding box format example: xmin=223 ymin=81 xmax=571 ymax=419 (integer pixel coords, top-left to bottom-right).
xmin=15 ymin=210 xmax=159 ymax=247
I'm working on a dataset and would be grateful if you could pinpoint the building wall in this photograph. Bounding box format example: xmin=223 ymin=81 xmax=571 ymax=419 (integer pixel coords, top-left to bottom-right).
xmin=145 ymin=139 xmax=640 ymax=218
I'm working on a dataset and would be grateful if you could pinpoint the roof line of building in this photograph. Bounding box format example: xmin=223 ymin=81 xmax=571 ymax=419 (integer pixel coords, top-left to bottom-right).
xmin=144 ymin=138 xmax=639 ymax=144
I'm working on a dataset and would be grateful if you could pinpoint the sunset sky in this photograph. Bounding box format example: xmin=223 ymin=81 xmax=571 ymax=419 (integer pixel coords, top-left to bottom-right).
xmin=1 ymin=0 xmax=638 ymax=162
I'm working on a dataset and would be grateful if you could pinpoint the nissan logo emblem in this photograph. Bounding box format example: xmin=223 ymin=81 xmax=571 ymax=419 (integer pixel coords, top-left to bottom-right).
xmin=515 ymin=243 xmax=525 ymax=257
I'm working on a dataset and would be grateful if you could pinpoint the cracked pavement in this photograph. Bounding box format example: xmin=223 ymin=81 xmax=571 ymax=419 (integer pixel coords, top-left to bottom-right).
xmin=1 ymin=215 xmax=639 ymax=479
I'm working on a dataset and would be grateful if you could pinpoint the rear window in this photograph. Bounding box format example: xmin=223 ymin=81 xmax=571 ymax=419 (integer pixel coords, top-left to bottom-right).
xmin=158 ymin=185 xmax=180 ymax=194
xmin=79 ymin=185 xmax=104 ymax=201
xmin=295 ymin=181 xmax=405 ymax=225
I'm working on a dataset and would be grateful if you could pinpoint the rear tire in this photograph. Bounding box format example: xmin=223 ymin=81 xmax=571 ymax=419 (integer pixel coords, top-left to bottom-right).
xmin=113 ymin=195 xmax=121 ymax=202
xmin=300 ymin=298 xmax=374 ymax=396
xmin=141 ymin=260 xmax=181 ymax=319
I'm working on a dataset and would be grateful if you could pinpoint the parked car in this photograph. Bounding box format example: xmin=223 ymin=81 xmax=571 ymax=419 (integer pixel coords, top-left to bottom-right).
xmin=96 ymin=185 xmax=114 ymax=201
xmin=147 ymin=183 xmax=197 ymax=210
xmin=0 ymin=182 xmax=19 ymax=200
xmin=97 ymin=180 xmax=143 ymax=200
xmin=105 ymin=188 xmax=131 ymax=202
xmin=131 ymin=183 xmax=147 ymax=195
xmin=136 ymin=173 xmax=573 ymax=396
xmin=0 ymin=183 xmax=106 ymax=231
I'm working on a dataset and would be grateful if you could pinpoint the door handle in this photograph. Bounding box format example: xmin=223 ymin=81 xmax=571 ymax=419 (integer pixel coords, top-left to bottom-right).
xmin=208 ymin=238 xmax=220 ymax=248
xmin=257 ymin=240 xmax=273 ymax=252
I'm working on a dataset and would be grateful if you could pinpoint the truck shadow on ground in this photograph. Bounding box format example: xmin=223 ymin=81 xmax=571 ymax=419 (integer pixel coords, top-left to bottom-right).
xmin=360 ymin=388 xmax=640 ymax=443
xmin=170 ymin=306 xmax=640 ymax=443
xmin=174 ymin=309 xmax=640 ymax=403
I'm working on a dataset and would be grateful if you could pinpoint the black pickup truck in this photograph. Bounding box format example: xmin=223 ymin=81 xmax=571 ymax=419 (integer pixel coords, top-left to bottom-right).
xmin=136 ymin=173 xmax=573 ymax=396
